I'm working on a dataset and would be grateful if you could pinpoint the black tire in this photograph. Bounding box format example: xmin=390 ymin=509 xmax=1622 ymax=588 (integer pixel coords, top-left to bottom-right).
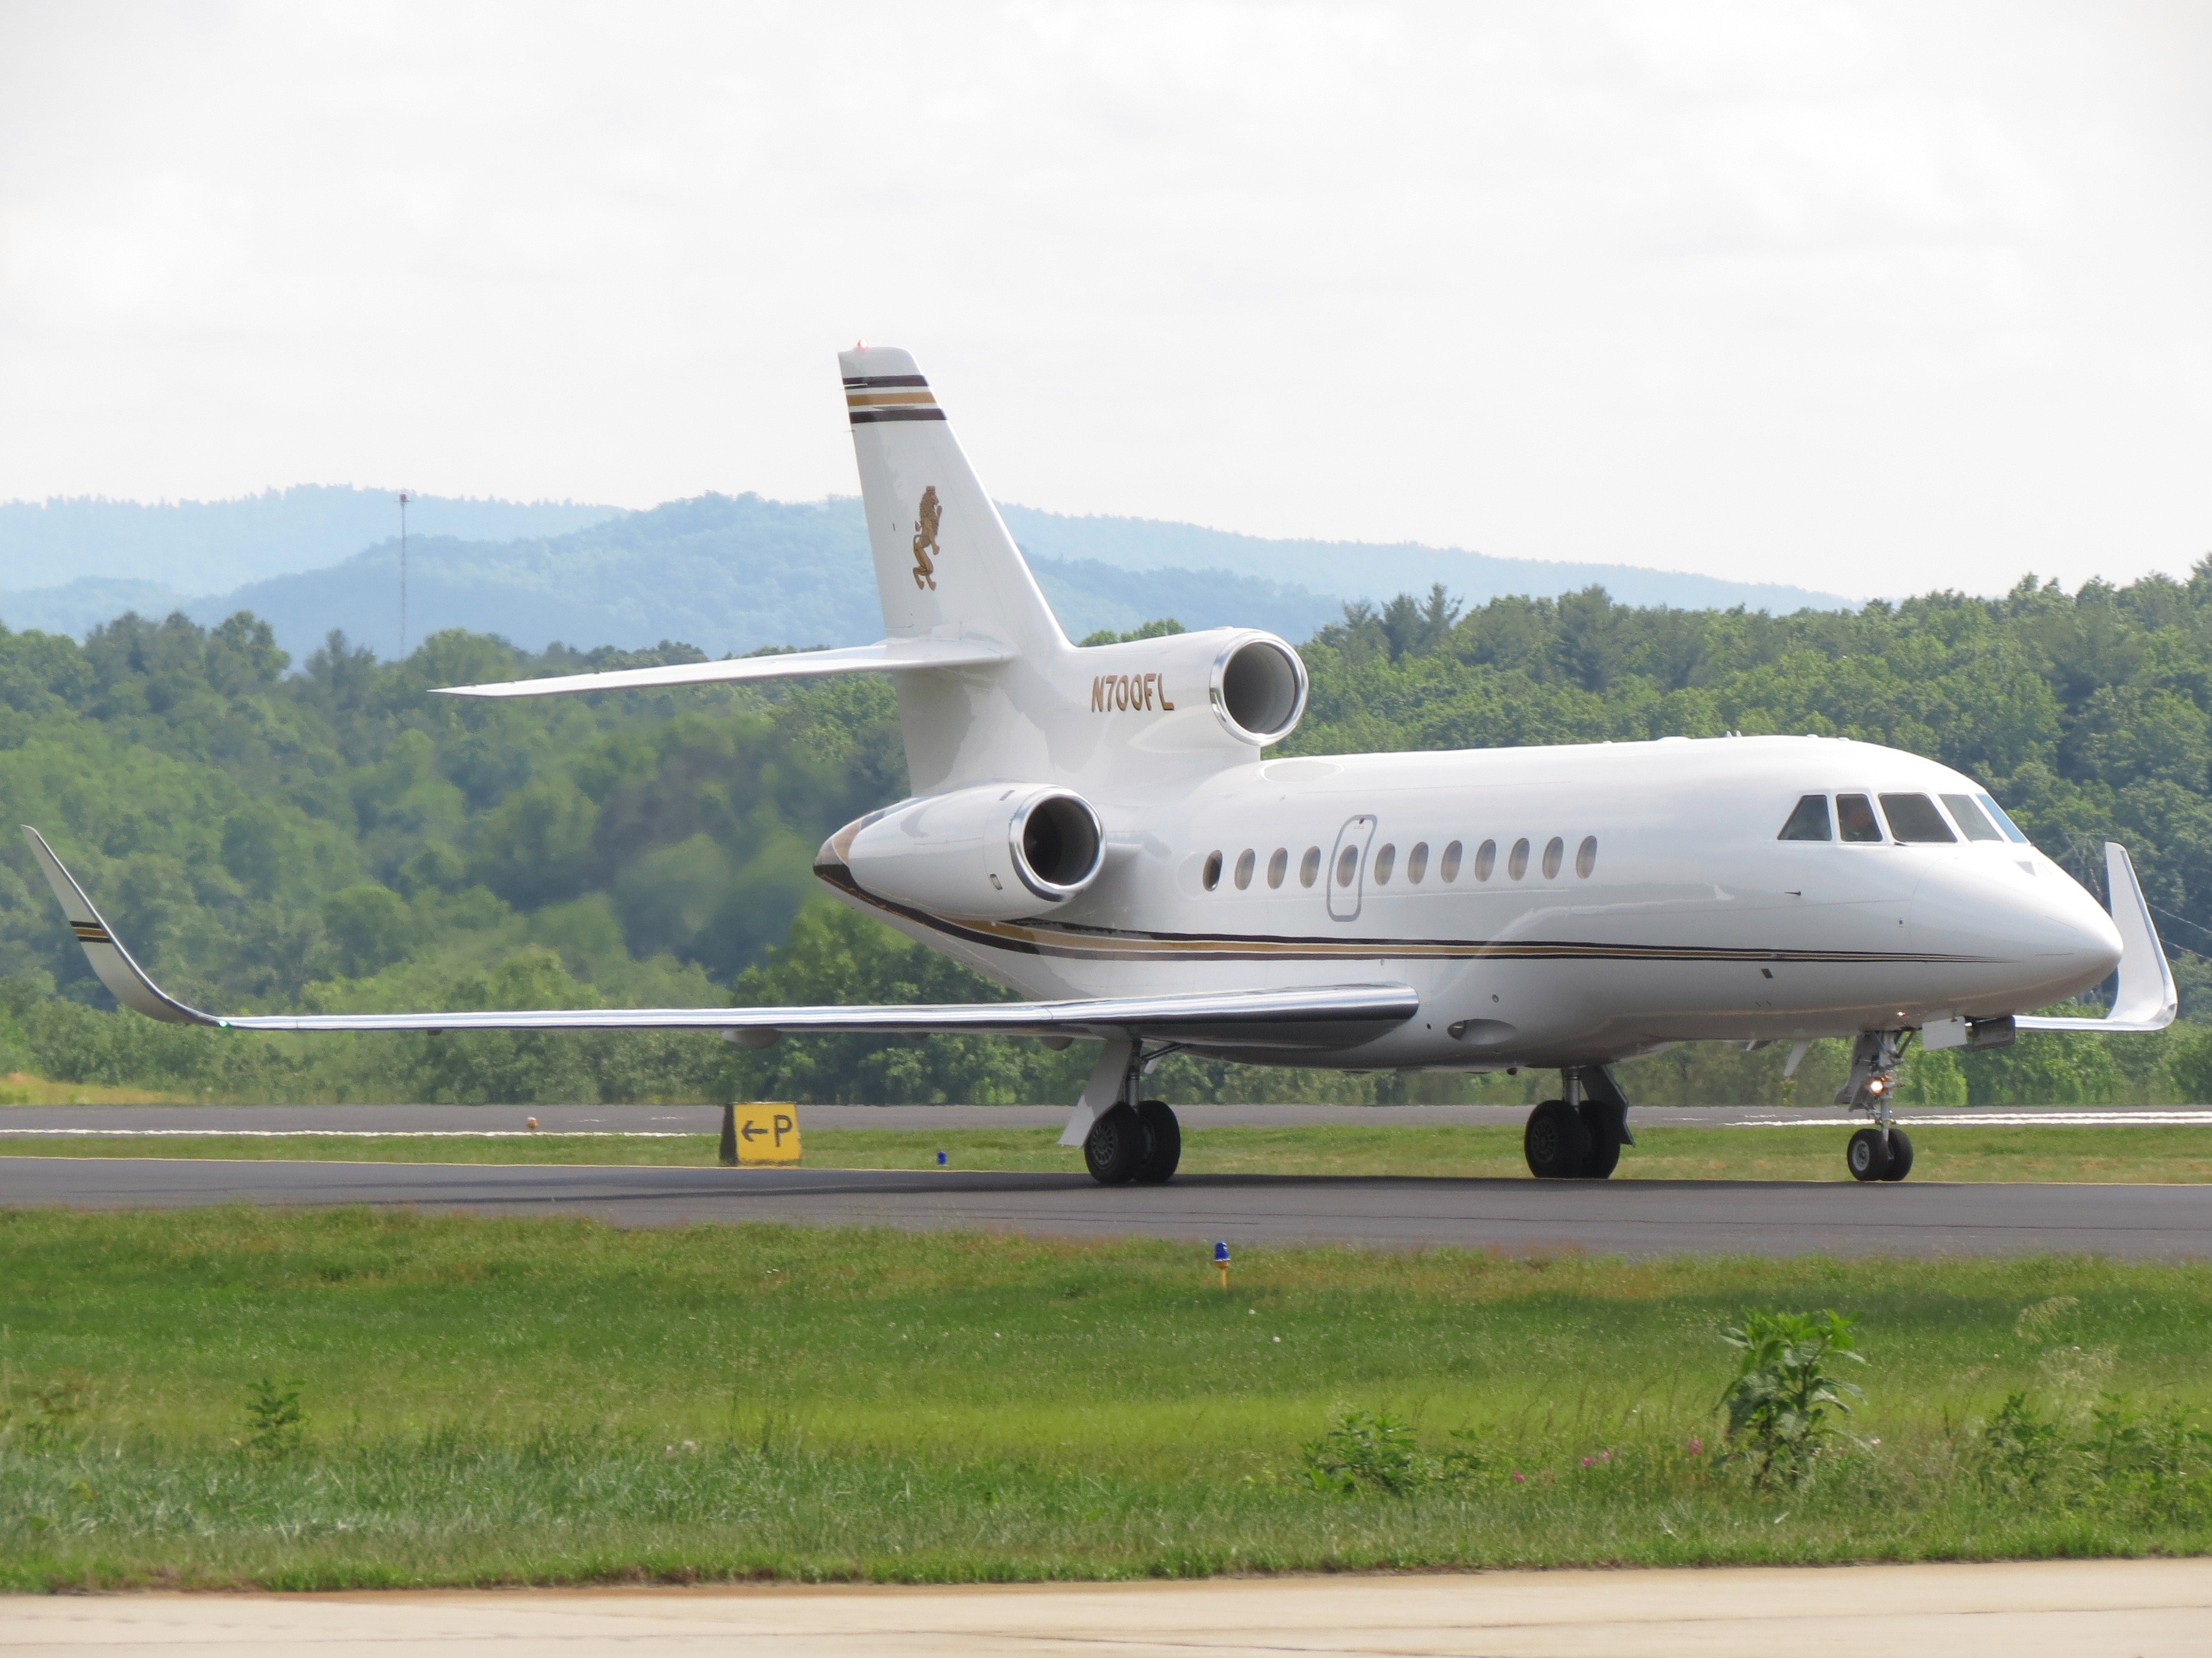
xmin=1133 ymin=1100 xmax=1181 ymax=1183
xmin=1084 ymin=1103 xmax=1145 ymax=1184
xmin=1879 ymin=1127 xmax=1914 ymax=1182
xmin=1847 ymin=1127 xmax=1892 ymax=1183
xmin=1525 ymin=1099 xmax=1591 ymax=1179
xmin=1578 ymin=1102 xmax=1623 ymax=1180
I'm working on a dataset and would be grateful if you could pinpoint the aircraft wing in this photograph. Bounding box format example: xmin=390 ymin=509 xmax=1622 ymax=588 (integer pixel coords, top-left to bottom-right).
xmin=21 ymin=828 xmax=1415 ymax=1047
xmin=2013 ymin=842 xmax=2178 ymax=1034
xmin=431 ymin=637 xmax=1014 ymax=700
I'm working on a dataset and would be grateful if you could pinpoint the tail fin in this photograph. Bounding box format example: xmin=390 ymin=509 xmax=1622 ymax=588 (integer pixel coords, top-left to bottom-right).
xmin=841 ymin=347 xmax=1066 ymax=656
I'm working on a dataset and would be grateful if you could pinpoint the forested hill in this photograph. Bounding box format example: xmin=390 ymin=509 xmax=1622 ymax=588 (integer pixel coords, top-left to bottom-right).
xmin=1 ymin=568 xmax=2210 ymax=1107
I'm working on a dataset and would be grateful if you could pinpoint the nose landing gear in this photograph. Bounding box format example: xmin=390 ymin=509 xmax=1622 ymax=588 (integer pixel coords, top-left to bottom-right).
xmin=1839 ymin=1031 xmax=1915 ymax=1182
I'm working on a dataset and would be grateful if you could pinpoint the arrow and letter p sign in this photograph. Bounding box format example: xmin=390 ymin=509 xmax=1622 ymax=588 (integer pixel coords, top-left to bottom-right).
xmin=722 ymin=1103 xmax=801 ymax=1166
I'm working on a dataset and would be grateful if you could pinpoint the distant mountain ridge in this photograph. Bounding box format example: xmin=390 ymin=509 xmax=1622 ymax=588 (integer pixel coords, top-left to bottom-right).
xmin=0 ymin=485 xmax=624 ymax=595
xmin=996 ymin=505 xmax=1851 ymax=615
xmin=0 ymin=490 xmax=1853 ymax=661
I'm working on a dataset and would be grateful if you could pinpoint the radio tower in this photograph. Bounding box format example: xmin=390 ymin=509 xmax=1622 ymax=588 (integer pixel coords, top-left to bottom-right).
xmin=397 ymin=491 xmax=411 ymax=659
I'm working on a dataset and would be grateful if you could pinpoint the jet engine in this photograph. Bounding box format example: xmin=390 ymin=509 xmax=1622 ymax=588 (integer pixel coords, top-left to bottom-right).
xmin=834 ymin=784 xmax=1106 ymax=921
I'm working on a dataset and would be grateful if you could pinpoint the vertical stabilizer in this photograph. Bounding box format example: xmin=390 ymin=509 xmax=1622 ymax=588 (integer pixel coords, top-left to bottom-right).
xmin=841 ymin=348 xmax=1066 ymax=656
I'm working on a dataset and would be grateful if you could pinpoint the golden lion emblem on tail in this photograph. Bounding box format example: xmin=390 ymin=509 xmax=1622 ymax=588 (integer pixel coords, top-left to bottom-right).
xmin=911 ymin=486 xmax=941 ymax=590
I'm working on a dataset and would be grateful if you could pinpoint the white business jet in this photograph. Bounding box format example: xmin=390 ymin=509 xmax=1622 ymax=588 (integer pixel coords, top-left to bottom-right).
xmin=25 ymin=347 xmax=2177 ymax=1186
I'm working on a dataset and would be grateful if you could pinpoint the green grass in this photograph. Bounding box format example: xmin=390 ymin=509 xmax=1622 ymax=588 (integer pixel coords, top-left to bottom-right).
xmin=3 ymin=1205 xmax=2212 ymax=1587
xmin=10 ymin=1123 xmax=2212 ymax=1183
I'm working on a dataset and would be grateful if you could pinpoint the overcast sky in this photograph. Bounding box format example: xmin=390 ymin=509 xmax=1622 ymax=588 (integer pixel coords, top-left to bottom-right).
xmin=1 ymin=2 xmax=2206 ymax=599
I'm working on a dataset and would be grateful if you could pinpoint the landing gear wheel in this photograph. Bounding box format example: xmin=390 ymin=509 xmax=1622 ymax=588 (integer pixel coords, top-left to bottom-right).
xmin=1525 ymin=1100 xmax=1592 ymax=1180
xmin=1846 ymin=1127 xmax=1892 ymax=1183
xmin=1133 ymin=1100 xmax=1181 ymax=1183
xmin=1578 ymin=1103 xmax=1623 ymax=1180
xmin=1879 ymin=1127 xmax=1914 ymax=1182
xmin=1084 ymin=1103 xmax=1145 ymax=1184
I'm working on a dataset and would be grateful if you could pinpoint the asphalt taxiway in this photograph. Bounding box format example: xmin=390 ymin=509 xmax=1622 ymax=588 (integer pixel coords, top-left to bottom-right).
xmin=4 ymin=1153 xmax=2210 ymax=1256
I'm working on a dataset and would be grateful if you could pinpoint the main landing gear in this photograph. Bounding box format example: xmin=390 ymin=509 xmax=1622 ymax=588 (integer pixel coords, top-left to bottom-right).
xmin=1081 ymin=1041 xmax=1182 ymax=1184
xmin=1523 ymin=1067 xmax=1634 ymax=1180
xmin=1839 ymin=1031 xmax=1915 ymax=1183
xmin=1084 ymin=1098 xmax=1181 ymax=1184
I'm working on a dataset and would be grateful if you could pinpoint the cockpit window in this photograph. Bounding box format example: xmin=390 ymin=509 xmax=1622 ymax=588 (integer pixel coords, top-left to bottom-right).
xmin=1940 ymin=793 xmax=2003 ymax=842
xmin=1836 ymin=793 xmax=1883 ymax=843
xmin=1978 ymin=792 xmax=2030 ymax=845
xmin=1880 ymin=793 xmax=1956 ymax=843
xmin=1778 ymin=795 xmax=1831 ymax=841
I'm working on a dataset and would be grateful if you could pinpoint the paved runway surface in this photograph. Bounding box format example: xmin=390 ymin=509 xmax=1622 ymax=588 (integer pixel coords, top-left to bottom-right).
xmin=6 ymin=1560 xmax=2210 ymax=1656
xmin=6 ymin=1153 xmax=2210 ymax=1255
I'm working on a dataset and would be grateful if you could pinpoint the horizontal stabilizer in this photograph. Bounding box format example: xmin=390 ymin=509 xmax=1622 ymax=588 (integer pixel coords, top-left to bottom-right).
xmin=2014 ymin=842 xmax=2177 ymax=1034
xmin=22 ymin=827 xmax=1416 ymax=1047
xmin=432 ymin=638 xmax=1014 ymax=700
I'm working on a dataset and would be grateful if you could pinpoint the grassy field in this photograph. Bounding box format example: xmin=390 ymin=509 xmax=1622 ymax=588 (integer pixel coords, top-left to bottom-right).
xmin=0 ymin=1073 xmax=189 ymax=1106
xmin=3 ymin=1204 xmax=2211 ymax=1588
xmin=9 ymin=1123 xmax=2212 ymax=1183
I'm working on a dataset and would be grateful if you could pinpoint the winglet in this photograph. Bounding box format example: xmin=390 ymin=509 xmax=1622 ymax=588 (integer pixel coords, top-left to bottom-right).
xmin=19 ymin=828 xmax=214 ymax=1025
xmin=2015 ymin=840 xmax=2178 ymax=1034
xmin=2098 ymin=840 xmax=2179 ymax=1029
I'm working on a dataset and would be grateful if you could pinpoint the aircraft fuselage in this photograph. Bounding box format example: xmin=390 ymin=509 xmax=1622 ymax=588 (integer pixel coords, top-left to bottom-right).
xmin=824 ymin=732 xmax=2123 ymax=1071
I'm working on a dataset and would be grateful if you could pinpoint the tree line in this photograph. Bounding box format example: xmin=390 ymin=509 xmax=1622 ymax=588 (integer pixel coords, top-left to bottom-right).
xmin=5 ymin=567 xmax=2212 ymax=1106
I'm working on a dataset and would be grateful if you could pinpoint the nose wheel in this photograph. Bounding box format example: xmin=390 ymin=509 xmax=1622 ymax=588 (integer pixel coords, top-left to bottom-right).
xmin=1839 ymin=1031 xmax=1915 ymax=1182
xmin=1846 ymin=1126 xmax=1914 ymax=1182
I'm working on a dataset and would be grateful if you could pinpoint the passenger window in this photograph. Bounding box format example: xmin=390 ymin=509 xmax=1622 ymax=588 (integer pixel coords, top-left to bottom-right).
xmin=1542 ymin=836 xmax=1563 ymax=879
xmin=1507 ymin=838 xmax=1530 ymax=879
xmin=1374 ymin=843 xmax=1396 ymax=885
xmin=1474 ymin=839 xmax=1497 ymax=881
xmin=1407 ymin=842 xmax=1429 ymax=883
xmin=1978 ymin=792 xmax=2031 ymax=845
xmin=1880 ymin=793 xmax=1956 ymax=843
xmin=1441 ymin=840 xmax=1463 ymax=882
xmin=1836 ymin=795 xmax=1883 ymax=843
xmin=1778 ymin=795 xmax=1831 ymax=842
xmin=1234 ymin=848 xmax=1257 ymax=889
xmin=1300 ymin=846 xmax=1322 ymax=886
xmin=1335 ymin=845 xmax=1359 ymax=888
xmin=1576 ymin=835 xmax=1597 ymax=878
xmin=1202 ymin=850 xmax=1223 ymax=889
xmin=1940 ymin=793 xmax=2002 ymax=842
xmin=1267 ymin=847 xmax=1288 ymax=888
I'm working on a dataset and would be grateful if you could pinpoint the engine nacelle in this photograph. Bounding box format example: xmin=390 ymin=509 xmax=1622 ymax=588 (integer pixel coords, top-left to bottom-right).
xmin=831 ymin=784 xmax=1106 ymax=921
xmin=1077 ymin=627 xmax=1309 ymax=753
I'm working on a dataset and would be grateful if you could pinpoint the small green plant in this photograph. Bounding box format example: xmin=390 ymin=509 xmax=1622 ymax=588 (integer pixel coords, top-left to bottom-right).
xmin=1970 ymin=1391 xmax=2066 ymax=1494
xmin=1717 ymin=1309 xmax=1865 ymax=1489
xmin=1298 ymin=1410 xmax=1485 ymax=1495
xmin=15 ymin=1372 xmax=94 ymax=1448
xmin=240 ymin=1377 xmax=306 ymax=1458
xmin=2086 ymin=1395 xmax=2212 ymax=1503
xmin=1301 ymin=1409 xmax=1422 ymax=1494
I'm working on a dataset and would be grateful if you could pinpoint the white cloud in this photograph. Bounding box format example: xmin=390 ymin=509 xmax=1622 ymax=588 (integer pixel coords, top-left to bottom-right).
xmin=0 ymin=0 xmax=2206 ymax=598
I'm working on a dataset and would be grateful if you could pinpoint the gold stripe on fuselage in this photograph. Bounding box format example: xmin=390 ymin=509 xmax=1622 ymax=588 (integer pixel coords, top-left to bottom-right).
xmin=814 ymin=863 xmax=1988 ymax=967
xmin=845 ymin=390 xmax=940 ymax=408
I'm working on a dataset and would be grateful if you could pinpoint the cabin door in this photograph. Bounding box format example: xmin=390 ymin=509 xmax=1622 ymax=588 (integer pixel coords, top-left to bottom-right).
xmin=1326 ymin=815 xmax=1377 ymax=922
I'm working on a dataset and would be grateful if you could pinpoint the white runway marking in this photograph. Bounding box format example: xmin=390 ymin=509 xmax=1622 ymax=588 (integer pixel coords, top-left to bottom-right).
xmin=1733 ymin=1112 xmax=2212 ymax=1127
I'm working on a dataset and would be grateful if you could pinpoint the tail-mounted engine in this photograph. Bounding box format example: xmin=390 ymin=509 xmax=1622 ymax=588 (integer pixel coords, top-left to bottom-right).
xmin=817 ymin=785 xmax=1106 ymax=922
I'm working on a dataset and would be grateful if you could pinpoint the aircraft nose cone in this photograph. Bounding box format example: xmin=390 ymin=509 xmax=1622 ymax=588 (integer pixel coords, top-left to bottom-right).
xmin=1916 ymin=860 xmax=2122 ymax=1011
xmin=2052 ymin=891 xmax=2124 ymax=983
